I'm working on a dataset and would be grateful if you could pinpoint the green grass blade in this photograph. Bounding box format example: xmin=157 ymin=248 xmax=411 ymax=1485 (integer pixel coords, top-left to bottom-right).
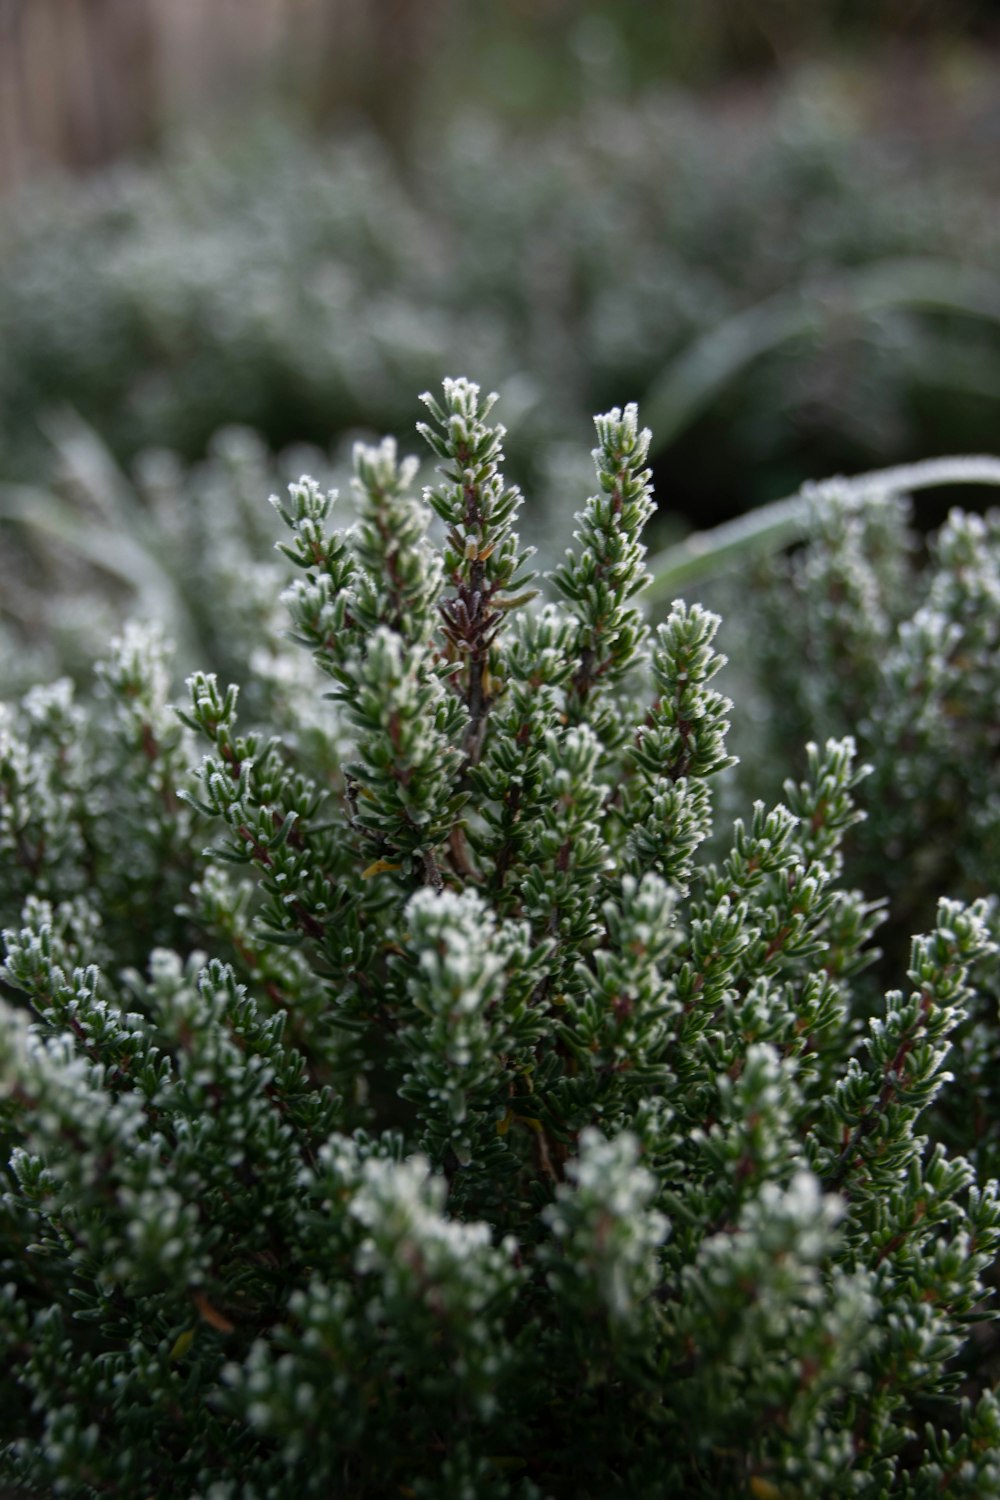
xmin=644 ymin=454 xmax=1000 ymax=602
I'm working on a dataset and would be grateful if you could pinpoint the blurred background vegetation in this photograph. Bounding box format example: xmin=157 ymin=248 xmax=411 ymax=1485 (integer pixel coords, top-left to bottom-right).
xmin=1 ymin=0 xmax=999 ymax=684
xmin=3 ymin=0 xmax=1000 ymax=176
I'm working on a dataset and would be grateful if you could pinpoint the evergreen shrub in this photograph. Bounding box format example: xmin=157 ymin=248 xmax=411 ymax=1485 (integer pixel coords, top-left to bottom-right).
xmin=2 ymin=380 xmax=1000 ymax=1497
xmin=755 ymin=481 xmax=1000 ymax=934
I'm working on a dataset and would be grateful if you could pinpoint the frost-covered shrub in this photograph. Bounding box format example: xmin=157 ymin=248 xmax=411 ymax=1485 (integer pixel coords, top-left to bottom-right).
xmin=747 ymin=478 xmax=1000 ymax=1180
xmin=2 ymin=381 xmax=999 ymax=1497
xmin=756 ymin=483 xmax=1000 ymax=924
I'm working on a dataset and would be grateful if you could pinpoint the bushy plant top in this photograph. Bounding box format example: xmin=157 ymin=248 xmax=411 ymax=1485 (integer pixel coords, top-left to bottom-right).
xmin=2 ymin=381 xmax=999 ymax=1497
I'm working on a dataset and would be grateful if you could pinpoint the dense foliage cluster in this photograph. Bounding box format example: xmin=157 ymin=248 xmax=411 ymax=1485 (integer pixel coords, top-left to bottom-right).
xmin=2 ymin=381 xmax=999 ymax=1497
xmin=756 ymin=479 xmax=999 ymax=911
xmin=748 ymin=479 xmax=1000 ymax=1187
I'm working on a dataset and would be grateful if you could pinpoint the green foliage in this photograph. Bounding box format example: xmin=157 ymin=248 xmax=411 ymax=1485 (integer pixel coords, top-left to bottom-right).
xmin=747 ymin=476 xmax=1000 ymax=1192
xmin=443 ymin=4 xmax=998 ymax=113
xmin=1 ymin=382 xmax=1000 ymax=1498
xmin=757 ymin=487 xmax=1000 ymax=918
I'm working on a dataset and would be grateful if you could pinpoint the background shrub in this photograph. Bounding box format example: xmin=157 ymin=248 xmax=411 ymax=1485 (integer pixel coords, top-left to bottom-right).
xmin=2 ymin=74 xmax=998 ymax=510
